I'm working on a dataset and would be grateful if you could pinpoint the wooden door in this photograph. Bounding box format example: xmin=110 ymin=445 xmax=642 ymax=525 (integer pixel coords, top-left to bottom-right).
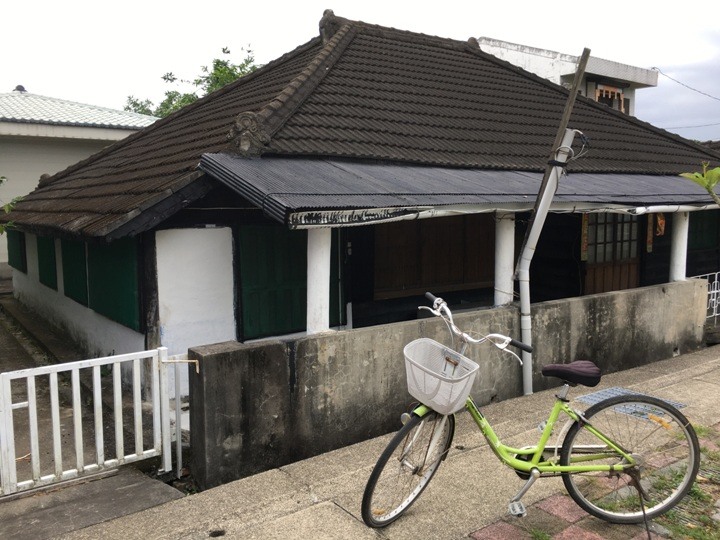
xmin=584 ymin=214 xmax=640 ymax=294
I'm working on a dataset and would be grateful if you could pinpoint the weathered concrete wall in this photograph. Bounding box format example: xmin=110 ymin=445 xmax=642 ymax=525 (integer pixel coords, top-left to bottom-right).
xmin=530 ymin=280 xmax=707 ymax=391
xmin=190 ymin=280 xmax=706 ymax=490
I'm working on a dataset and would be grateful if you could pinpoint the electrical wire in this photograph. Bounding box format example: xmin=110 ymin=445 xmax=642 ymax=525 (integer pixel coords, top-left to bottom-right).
xmin=652 ymin=67 xmax=720 ymax=103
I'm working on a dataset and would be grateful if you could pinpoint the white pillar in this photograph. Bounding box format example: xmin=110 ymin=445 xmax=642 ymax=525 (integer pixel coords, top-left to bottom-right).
xmin=670 ymin=212 xmax=690 ymax=281
xmin=494 ymin=212 xmax=515 ymax=306
xmin=307 ymin=228 xmax=332 ymax=334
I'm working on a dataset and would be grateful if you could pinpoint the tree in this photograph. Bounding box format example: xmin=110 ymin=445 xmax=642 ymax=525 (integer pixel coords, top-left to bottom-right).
xmin=680 ymin=161 xmax=720 ymax=207
xmin=0 ymin=175 xmax=21 ymax=235
xmin=125 ymin=47 xmax=259 ymax=118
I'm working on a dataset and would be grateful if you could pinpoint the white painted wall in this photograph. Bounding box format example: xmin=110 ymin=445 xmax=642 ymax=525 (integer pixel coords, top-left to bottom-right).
xmin=156 ymin=228 xmax=236 ymax=355
xmin=13 ymin=234 xmax=145 ymax=358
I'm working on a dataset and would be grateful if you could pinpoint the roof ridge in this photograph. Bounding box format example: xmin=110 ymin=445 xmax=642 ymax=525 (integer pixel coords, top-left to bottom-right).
xmin=0 ymin=91 xmax=158 ymax=120
xmin=457 ymin=41 xmax=720 ymax=162
xmin=228 ymin=17 xmax=358 ymax=156
xmin=37 ymin=38 xmax=324 ymax=188
xmin=576 ymin=97 xmax=720 ymax=161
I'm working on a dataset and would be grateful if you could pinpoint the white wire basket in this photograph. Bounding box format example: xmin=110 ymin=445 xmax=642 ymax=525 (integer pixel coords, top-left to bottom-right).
xmin=403 ymin=338 xmax=479 ymax=415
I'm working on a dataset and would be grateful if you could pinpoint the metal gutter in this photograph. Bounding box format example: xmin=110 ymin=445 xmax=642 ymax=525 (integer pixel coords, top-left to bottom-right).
xmin=286 ymin=201 xmax=717 ymax=229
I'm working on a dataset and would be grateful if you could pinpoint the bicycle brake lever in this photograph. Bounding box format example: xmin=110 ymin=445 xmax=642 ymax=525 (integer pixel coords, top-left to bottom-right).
xmin=490 ymin=337 xmax=524 ymax=366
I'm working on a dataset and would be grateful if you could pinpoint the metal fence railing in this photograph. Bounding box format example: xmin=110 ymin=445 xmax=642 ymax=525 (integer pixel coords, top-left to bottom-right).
xmin=692 ymin=272 xmax=720 ymax=324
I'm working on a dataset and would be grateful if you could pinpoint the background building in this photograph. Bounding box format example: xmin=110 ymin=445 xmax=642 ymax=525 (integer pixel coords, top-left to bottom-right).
xmin=0 ymin=86 xmax=156 ymax=264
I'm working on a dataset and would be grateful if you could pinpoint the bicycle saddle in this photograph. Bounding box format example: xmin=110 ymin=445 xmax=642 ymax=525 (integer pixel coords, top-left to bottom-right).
xmin=541 ymin=360 xmax=601 ymax=387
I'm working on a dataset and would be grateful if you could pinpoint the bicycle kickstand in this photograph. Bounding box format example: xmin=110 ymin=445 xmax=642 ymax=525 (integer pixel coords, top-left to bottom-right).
xmin=508 ymin=469 xmax=540 ymax=517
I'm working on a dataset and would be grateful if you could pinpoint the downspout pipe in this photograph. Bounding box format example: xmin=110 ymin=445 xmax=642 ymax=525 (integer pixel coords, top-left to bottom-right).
xmin=514 ymin=48 xmax=590 ymax=396
xmin=516 ymin=129 xmax=577 ymax=395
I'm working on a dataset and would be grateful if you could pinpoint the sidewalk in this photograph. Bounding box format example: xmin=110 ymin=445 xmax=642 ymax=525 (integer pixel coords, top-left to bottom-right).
xmin=50 ymin=344 xmax=719 ymax=540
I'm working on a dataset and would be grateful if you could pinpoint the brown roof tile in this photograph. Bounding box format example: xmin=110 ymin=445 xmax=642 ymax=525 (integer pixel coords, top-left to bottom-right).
xmin=4 ymin=9 xmax=719 ymax=239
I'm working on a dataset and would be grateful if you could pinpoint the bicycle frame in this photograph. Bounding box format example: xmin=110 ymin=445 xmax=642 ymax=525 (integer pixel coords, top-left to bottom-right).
xmin=412 ymin=389 xmax=636 ymax=476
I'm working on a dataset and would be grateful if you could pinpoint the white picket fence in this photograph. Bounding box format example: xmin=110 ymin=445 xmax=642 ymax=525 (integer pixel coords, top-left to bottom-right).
xmin=0 ymin=347 xmax=192 ymax=496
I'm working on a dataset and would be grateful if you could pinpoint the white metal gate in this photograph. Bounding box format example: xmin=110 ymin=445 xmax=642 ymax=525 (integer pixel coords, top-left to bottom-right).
xmin=693 ymin=272 xmax=720 ymax=323
xmin=0 ymin=347 xmax=192 ymax=496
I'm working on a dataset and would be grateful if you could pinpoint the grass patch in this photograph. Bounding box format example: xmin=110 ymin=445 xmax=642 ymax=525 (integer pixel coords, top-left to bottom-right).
xmin=529 ymin=530 xmax=552 ymax=540
xmin=656 ymin=423 xmax=720 ymax=540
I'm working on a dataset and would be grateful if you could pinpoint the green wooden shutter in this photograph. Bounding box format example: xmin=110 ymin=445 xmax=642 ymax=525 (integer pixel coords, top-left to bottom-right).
xmin=62 ymin=239 xmax=88 ymax=305
xmin=689 ymin=211 xmax=719 ymax=251
xmin=87 ymin=238 xmax=140 ymax=331
xmin=37 ymin=236 xmax=57 ymax=290
xmin=238 ymin=225 xmax=307 ymax=340
xmin=6 ymin=230 xmax=27 ymax=272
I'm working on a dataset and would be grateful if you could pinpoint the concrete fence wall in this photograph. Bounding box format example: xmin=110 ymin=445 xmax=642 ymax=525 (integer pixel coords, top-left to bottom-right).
xmin=189 ymin=280 xmax=707 ymax=489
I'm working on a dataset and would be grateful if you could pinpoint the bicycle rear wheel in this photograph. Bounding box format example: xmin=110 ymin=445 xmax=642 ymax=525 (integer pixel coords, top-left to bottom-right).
xmin=361 ymin=411 xmax=454 ymax=528
xmin=560 ymin=394 xmax=699 ymax=524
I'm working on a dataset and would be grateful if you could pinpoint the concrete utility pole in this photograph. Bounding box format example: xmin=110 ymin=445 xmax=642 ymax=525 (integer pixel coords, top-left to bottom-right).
xmin=515 ymin=48 xmax=591 ymax=395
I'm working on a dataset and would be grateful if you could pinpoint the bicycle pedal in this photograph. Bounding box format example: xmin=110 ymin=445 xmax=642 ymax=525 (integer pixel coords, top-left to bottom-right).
xmin=508 ymin=501 xmax=527 ymax=517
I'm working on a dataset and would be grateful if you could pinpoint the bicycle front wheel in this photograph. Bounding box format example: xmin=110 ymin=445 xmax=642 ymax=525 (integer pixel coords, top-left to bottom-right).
xmin=361 ymin=411 xmax=454 ymax=528
xmin=560 ymin=394 xmax=699 ymax=524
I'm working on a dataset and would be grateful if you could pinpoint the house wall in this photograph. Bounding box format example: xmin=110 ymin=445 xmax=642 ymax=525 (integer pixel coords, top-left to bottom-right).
xmin=12 ymin=234 xmax=145 ymax=357
xmin=189 ymin=279 xmax=706 ymax=489
xmin=0 ymin=136 xmax=112 ymax=263
xmin=156 ymin=228 xmax=236 ymax=393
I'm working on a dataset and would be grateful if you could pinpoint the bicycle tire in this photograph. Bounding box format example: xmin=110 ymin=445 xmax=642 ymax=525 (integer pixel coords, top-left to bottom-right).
xmin=361 ymin=411 xmax=454 ymax=528
xmin=560 ymin=394 xmax=699 ymax=524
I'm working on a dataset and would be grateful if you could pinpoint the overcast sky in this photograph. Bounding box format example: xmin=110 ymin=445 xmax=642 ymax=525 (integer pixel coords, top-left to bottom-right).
xmin=3 ymin=1 xmax=720 ymax=141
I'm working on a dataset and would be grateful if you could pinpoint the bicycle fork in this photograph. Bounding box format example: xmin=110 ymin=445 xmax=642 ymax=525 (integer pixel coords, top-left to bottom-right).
xmin=399 ymin=415 xmax=449 ymax=474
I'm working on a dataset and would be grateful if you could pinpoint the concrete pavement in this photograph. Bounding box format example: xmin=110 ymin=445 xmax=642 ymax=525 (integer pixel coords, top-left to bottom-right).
xmin=52 ymin=344 xmax=720 ymax=540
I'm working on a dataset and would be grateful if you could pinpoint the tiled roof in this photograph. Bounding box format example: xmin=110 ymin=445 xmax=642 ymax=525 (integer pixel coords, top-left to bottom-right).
xmin=0 ymin=89 xmax=157 ymax=129
xmin=4 ymin=10 xmax=720 ymax=239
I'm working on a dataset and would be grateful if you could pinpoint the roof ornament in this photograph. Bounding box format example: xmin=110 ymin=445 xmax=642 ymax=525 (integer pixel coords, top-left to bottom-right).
xmin=319 ymin=9 xmax=344 ymax=44
xmin=228 ymin=112 xmax=270 ymax=156
xmin=467 ymin=37 xmax=481 ymax=50
xmin=14 ymin=85 xmax=27 ymax=93
xmin=38 ymin=173 xmax=53 ymax=188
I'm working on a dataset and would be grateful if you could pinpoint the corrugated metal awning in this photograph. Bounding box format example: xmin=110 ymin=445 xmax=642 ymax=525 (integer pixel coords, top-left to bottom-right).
xmin=199 ymin=153 xmax=717 ymax=228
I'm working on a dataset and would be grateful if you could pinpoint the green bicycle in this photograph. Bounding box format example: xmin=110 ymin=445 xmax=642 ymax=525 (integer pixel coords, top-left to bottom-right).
xmin=361 ymin=293 xmax=700 ymax=528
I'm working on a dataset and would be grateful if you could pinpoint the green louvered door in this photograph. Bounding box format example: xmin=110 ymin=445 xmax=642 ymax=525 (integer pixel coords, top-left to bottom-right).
xmin=238 ymin=225 xmax=308 ymax=340
xmin=237 ymin=225 xmax=345 ymax=340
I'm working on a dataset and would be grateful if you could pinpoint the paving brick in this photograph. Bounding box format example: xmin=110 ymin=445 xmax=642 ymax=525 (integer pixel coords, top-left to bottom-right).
xmin=553 ymin=524 xmax=606 ymax=540
xmin=470 ymin=521 xmax=532 ymax=540
xmin=580 ymin=517 xmax=646 ymax=540
xmin=502 ymin=508 xmax=567 ymax=538
xmin=630 ymin=531 xmax=664 ymax=540
xmin=535 ymin=495 xmax=589 ymax=523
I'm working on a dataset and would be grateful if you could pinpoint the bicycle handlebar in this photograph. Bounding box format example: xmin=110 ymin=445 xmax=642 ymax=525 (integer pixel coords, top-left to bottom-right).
xmin=422 ymin=292 xmax=533 ymax=356
xmin=508 ymin=338 xmax=533 ymax=353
